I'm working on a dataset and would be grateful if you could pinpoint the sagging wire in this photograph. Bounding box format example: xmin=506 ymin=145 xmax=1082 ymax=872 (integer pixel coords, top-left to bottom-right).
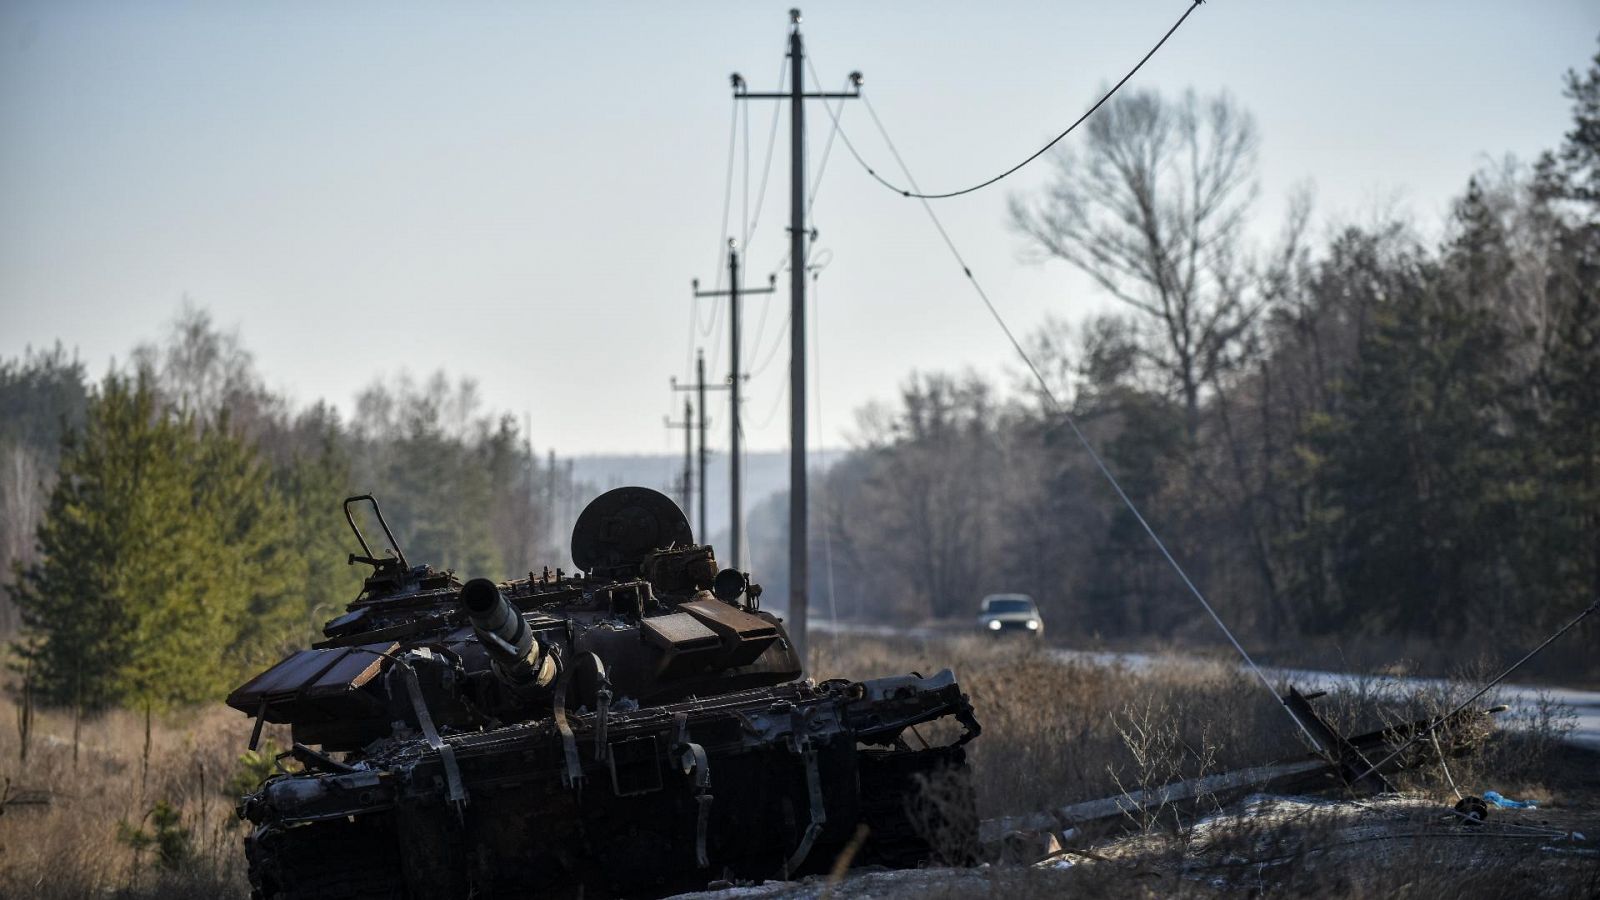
xmin=850 ymin=89 xmax=1600 ymax=778
xmin=756 ymin=66 xmax=851 ymax=292
xmin=703 ymin=293 xmax=728 ymax=385
xmin=738 ymin=70 xmax=788 ymax=377
xmin=811 ymin=265 xmax=840 ymax=627
xmin=748 ymin=310 xmax=792 ymax=380
xmin=750 ymin=250 xmax=828 ymax=416
xmin=744 ymin=51 xmax=788 ymax=255
xmin=745 ymin=65 xmax=848 ymax=367
xmin=743 ymin=269 xmax=777 ymax=375
xmin=705 ymin=94 xmax=739 ymax=324
xmin=685 ymin=97 xmax=741 ymax=387
xmin=693 ymin=95 xmax=744 ymax=386
xmin=803 ymin=63 xmax=850 ymax=219
xmin=841 ymin=88 xmax=1328 ymax=755
xmin=749 ymin=353 xmax=790 ymax=432
xmin=741 ymin=85 xmax=751 ymax=266
xmin=834 ymin=0 xmax=1206 ymax=200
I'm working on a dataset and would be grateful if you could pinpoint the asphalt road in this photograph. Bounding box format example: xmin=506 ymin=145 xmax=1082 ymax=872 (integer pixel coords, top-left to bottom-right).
xmin=810 ymin=619 xmax=1600 ymax=751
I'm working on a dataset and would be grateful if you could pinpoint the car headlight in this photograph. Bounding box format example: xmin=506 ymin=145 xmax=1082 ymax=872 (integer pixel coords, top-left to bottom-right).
xmin=986 ymin=619 xmax=1002 ymax=631
xmin=1026 ymin=619 xmax=1039 ymax=630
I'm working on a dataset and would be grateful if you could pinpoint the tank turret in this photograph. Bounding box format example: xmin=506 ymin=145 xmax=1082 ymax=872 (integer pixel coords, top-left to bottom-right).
xmin=230 ymin=487 xmax=980 ymax=899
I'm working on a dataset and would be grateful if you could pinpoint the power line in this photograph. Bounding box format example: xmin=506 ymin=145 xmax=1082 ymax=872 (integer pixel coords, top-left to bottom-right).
xmin=811 ymin=268 xmax=839 ymax=626
xmin=755 ymin=66 xmax=849 ymax=287
xmin=741 ymin=87 xmax=751 ymax=260
xmin=686 ymin=97 xmax=743 ymax=383
xmin=744 ymin=53 xmax=788 ymax=254
xmin=833 ymin=0 xmax=1205 ymax=201
xmin=750 ymin=362 xmax=789 ymax=431
xmin=710 ymin=95 xmax=740 ymax=300
xmin=737 ymin=56 xmax=791 ymax=362
xmin=852 ymin=86 xmax=1326 ymax=754
xmin=743 ymin=61 xmax=848 ymax=416
xmin=748 ymin=309 xmax=792 ymax=379
xmin=802 ymin=63 xmax=850 ymax=219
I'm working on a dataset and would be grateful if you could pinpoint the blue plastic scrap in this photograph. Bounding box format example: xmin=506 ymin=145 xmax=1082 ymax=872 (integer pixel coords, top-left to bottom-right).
xmin=1483 ymin=790 xmax=1538 ymax=809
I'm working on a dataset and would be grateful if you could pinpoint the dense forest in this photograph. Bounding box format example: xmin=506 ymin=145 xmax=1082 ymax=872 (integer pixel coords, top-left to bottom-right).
xmin=5 ymin=41 xmax=1598 ymax=706
xmin=0 ymin=316 xmax=590 ymax=708
xmin=749 ymin=41 xmax=1600 ymax=671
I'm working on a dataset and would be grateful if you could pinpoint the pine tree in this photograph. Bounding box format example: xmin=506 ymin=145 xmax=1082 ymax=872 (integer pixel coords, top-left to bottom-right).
xmin=13 ymin=374 xmax=300 ymax=708
xmin=274 ymin=405 xmax=363 ymax=645
xmin=1298 ymin=187 xmax=1525 ymax=637
xmin=14 ymin=374 xmax=185 ymax=707
xmin=1532 ymin=37 xmax=1600 ymax=618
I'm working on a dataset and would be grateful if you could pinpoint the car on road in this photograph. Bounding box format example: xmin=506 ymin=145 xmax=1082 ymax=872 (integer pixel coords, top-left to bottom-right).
xmin=978 ymin=593 xmax=1043 ymax=638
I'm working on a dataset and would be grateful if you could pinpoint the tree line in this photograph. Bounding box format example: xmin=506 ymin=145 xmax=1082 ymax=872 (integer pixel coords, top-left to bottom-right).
xmin=5 ymin=40 xmax=1596 ymax=706
xmin=750 ymin=41 xmax=1599 ymax=670
xmin=0 ymin=313 xmax=591 ymax=708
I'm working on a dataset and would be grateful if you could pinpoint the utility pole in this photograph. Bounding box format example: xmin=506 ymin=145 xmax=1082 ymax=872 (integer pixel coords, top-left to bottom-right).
xmin=672 ymin=350 xmax=719 ymax=540
xmin=664 ymin=398 xmax=695 ymax=514
xmin=693 ymin=241 xmax=775 ymax=572
xmin=733 ymin=8 xmax=860 ymax=666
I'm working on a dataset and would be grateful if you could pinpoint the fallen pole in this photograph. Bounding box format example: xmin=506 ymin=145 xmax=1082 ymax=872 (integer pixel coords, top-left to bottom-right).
xmin=980 ymin=690 xmax=1499 ymax=846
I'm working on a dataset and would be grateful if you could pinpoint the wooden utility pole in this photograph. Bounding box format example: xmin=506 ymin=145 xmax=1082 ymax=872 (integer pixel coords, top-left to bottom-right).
xmin=732 ymin=8 xmax=860 ymax=665
xmin=664 ymin=398 xmax=694 ymax=514
xmin=672 ymin=350 xmax=719 ymax=540
xmin=693 ymin=241 xmax=775 ymax=571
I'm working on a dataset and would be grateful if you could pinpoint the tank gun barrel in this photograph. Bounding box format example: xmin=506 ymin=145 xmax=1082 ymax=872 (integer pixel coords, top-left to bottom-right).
xmin=461 ymin=578 xmax=558 ymax=690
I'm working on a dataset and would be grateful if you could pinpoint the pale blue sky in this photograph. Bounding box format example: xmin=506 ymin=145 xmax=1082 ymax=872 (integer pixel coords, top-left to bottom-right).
xmin=2 ymin=1 xmax=1595 ymax=455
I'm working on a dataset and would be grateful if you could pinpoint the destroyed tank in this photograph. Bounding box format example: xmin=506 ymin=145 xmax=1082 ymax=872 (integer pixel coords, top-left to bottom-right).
xmin=228 ymin=487 xmax=981 ymax=898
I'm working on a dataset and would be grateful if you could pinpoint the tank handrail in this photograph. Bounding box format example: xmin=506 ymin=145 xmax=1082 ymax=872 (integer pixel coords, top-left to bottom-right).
xmin=343 ymin=494 xmax=409 ymax=570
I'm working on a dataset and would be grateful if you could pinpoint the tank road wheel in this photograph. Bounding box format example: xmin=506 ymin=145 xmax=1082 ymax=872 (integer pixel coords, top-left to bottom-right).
xmin=246 ymin=817 xmax=404 ymax=900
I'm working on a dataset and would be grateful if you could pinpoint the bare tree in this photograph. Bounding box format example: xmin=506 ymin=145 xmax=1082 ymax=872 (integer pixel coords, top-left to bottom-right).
xmin=0 ymin=443 xmax=47 ymax=634
xmin=130 ymin=303 xmax=283 ymax=440
xmin=1010 ymin=88 xmax=1261 ymax=438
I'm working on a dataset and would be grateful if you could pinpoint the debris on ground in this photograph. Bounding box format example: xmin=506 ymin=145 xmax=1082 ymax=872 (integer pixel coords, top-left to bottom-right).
xmin=1483 ymin=789 xmax=1538 ymax=809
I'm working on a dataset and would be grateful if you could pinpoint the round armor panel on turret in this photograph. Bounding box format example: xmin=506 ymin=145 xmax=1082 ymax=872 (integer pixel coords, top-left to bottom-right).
xmin=571 ymin=486 xmax=694 ymax=575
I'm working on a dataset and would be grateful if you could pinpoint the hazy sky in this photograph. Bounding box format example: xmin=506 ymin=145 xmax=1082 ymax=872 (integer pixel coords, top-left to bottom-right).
xmin=2 ymin=1 xmax=1595 ymax=456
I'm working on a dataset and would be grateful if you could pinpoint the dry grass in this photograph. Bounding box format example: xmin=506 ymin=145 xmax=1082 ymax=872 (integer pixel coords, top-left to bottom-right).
xmin=0 ymin=634 xmax=1590 ymax=898
xmin=808 ymin=632 xmax=1600 ymax=898
xmin=811 ymin=633 xmax=1318 ymax=821
xmin=0 ymin=701 xmax=269 ymax=898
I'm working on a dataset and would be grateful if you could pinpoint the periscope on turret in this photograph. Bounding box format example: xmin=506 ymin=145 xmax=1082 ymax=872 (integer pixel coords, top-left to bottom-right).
xmin=226 ymin=487 xmax=982 ymax=899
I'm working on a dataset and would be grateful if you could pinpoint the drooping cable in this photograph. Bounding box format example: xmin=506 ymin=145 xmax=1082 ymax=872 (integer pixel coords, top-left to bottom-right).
xmin=739 ymin=55 xmax=790 ymax=372
xmin=711 ymin=96 xmax=739 ymax=298
xmin=753 ymin=64 xmax=850 ymax=286
xmin=744 ymin=54 xmax=788 ymax=253
xmin=687 ymin=97 xmax=742 ymax=383
xmin=745 ymin=64 xmax=849 ymax=393
xmin=748 ymin=310 xmax=792 ymax=380
xmin=703 ymin=291 xmax=728 ymax=384
xmin=835 ymin=0 xmax=1204 ymax=200
xmin=852 ymin=90 xmax=1326 ymax=753
xmin=811 ymin=267 xmax=840 ymax=626
xmin=803 ymin=62 xmax=849 ymax=219
xmin=750 ymin=356 xmax=790 ymax=431
xmin=741 ymin=89 xmax=751 ymax=259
